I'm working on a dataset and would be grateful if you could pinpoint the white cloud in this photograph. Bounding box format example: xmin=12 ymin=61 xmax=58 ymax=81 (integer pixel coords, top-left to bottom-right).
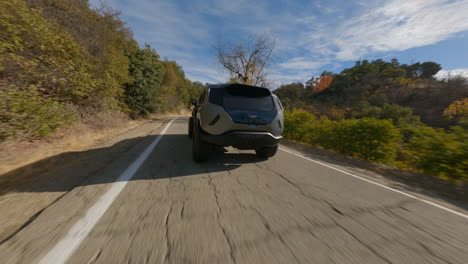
xmin=435 ymin=68 xmax=468 ymax=79
xmin=296 ymin=16 xmax=317 ymax=24
xmin=313 ymin=2 xmax=340 ymax=14
xmin=278 ymin=57 xmax=326 ymax=70
xmin=268 ymin=73 xmax=309 ymax=87
xmin=308 ymin=0 xmax=468 ymax=61
xmin=184 ymin=64 xmax=226 ymax=84
xmin=96 ymin=0 xmax=468 ymax=84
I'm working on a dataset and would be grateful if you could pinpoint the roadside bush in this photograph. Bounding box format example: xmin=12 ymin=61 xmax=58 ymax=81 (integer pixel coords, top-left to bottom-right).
xmin=26 ymin=0 xmax=136 ymax=109
xmin=283 ymin=110 xmax=315 ymax=142
xmin=285 ymin=110 xmax=467 ymax=180
xmin=284 ymin=110 xmax=401 ymax=162
xmin=0 ymin=87 xmax=74 ymax=141
xmin=403 ymin=125 xmax=467 ymax=180
xmin=444 ymin=97 xmax=468 ymax=126
xmin=0 ymin=0 xmax=98 ymax=103
xmin=323 ymin=118 xmax=401 ymax=162
xmin=1 ymin=0 xmax=86 ymax=140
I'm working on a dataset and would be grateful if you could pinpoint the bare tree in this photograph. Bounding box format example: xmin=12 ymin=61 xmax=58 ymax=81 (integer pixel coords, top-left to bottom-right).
xmin=216 ymin=34 xmax=276 ymax=87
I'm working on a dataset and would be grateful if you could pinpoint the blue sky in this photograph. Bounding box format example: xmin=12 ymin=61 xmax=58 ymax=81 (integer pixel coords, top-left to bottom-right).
xmin=92 ymin=0 xmax=468 ymax=85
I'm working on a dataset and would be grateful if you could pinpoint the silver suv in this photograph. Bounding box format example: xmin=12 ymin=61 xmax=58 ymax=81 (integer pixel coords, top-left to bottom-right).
xmin=189 ymin=83 xmax=284 ymax=162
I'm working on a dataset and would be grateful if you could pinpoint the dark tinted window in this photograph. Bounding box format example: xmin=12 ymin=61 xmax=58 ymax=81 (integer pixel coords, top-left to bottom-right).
xmin=223 ymin=94 xmax=275 ymax=111
xmin=209 ymin=89 xmax=223 ymax=106
xmin=209 ymin=86 xmax=275 ymax=111
xmin=208 ymin=85 xmax=277 ymax=124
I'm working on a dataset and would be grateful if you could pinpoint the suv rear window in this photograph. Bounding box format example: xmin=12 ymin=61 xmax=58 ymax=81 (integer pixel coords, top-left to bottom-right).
xmin=209 ymin=86 xmax=275 ymax=111
xmin=208 ymin=85 xmax=277 ymax=124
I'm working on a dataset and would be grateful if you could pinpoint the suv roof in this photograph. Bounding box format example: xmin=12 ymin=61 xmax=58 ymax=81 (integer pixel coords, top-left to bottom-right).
xmin=207 ymin=83 xmax=271 ymax=91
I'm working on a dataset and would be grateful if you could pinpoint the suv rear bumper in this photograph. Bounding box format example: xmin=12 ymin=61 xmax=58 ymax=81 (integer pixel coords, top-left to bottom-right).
xmin=200 ymin=130 xmax=282 ymax=150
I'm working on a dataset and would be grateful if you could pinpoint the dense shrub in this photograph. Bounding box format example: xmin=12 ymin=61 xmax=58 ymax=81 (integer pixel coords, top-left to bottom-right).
xmin=26 ymin=0 xmax=136 ymax=109
xmin=0 ymin=0 xmax=93 ymax=140
xmin=0 ymin=87 xmax=73 ymax=140
xmin=284 ymin=110 xmax=467 ymax=180
xmin=0 ymin=0 xmax=98 ymax=103
xmin=283 ymin=110 xmax=315 ymax=142
xmin=323 ymin=118 xmax=400 ymax=162
xmin=444 ymin=97 xmax=468 ymax=126
xmin=403 ymin=126 xmax=467 ymax=180
xmin=284 ymin=110 xmax=401 ymax=162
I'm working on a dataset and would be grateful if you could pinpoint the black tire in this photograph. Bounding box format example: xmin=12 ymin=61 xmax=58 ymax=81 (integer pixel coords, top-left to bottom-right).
xmin=192 ymin=120 xmax=209 ymax=162
xmin=188 ymin=117 xmax=194 ymax=138
xmin=255 ymin=145 xmax=278 ymax=158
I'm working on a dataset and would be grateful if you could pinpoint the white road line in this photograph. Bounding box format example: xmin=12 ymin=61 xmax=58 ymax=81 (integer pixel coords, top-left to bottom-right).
xmin=37 ymin=118 xmax=177 ymax=264
xmin=279 ymin=147 xmax=468 ymax=220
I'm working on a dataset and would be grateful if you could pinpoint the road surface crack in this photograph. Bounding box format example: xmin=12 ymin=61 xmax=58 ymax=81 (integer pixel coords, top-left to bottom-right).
xmin=232 ymin=190 xmax=246 ymax=209
xmin=207 ymin=171 xmax=221 ymax=215
xmin=86 ymin=249 xmax=102 ymax=264
xmin=180 ymin=201 xmax=185 ymax=220
xmin=371 ymin=209 xmax=459 ymax=263
xmin=380 ymin=208 xmax=454 ymax=247
xmin=333 ymin=219 xmax=393 ymax=264
xmin=330 ymin=204 xmax=344 ymax=215
xmin=253 ymin=208 xmax=300 ymax=264
xmin=207 ymin=170 xmax=236 ymax=263
xmin=221 ymin=224 xmax=236 ymax=264
xmin=164 ymin=201 xmax=174 ymax=263
xmin=0 ymin=191 xmax=68 ymax=245
xmin=417 ymin=241 xmax=452 ymax=264
xmin=256 ymin=165 xmax=322 ymax=204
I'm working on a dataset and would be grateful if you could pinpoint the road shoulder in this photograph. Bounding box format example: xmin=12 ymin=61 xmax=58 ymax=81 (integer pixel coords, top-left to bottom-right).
xmin=280 ymin=139 xmax=468 ymax=214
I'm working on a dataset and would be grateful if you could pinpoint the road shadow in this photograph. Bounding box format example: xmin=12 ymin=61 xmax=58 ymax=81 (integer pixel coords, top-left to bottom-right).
xmin=0 ymin=134 xmax=263 ymax=195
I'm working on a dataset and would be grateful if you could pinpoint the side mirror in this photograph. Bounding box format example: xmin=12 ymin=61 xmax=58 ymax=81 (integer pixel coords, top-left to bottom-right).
xmin=191 ymin=99 xmax=198 ymax=106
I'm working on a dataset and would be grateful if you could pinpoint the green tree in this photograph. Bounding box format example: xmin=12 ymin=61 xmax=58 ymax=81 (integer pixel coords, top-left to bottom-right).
xmin=420 ymin=62 xmax=442 ymax=78
xmin=124 ymin=45 xmax=165 ymax=117
xmin=402 ymin=61 xmax=441 ymax=79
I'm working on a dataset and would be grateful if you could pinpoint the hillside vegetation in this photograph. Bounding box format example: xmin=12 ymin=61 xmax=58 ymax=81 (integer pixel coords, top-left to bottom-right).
xmin=0 ymin=0 xmax=204 ymax=141
xmin=1 ymin=1 xmax=466 ymax=181
xmin=276 ymin=59 xmax=467 ymax=181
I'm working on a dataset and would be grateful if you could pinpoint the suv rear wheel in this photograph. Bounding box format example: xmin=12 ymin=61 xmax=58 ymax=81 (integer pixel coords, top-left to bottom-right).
xmin=192 ymin=120 xmax=209 ymax=162
xmin=255 ymin=145 xmax=278 ymax=158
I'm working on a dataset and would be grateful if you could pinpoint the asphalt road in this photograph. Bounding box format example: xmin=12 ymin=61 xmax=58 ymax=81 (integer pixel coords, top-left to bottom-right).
xmin=0 ymin=117 xmax=467 ymax=264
